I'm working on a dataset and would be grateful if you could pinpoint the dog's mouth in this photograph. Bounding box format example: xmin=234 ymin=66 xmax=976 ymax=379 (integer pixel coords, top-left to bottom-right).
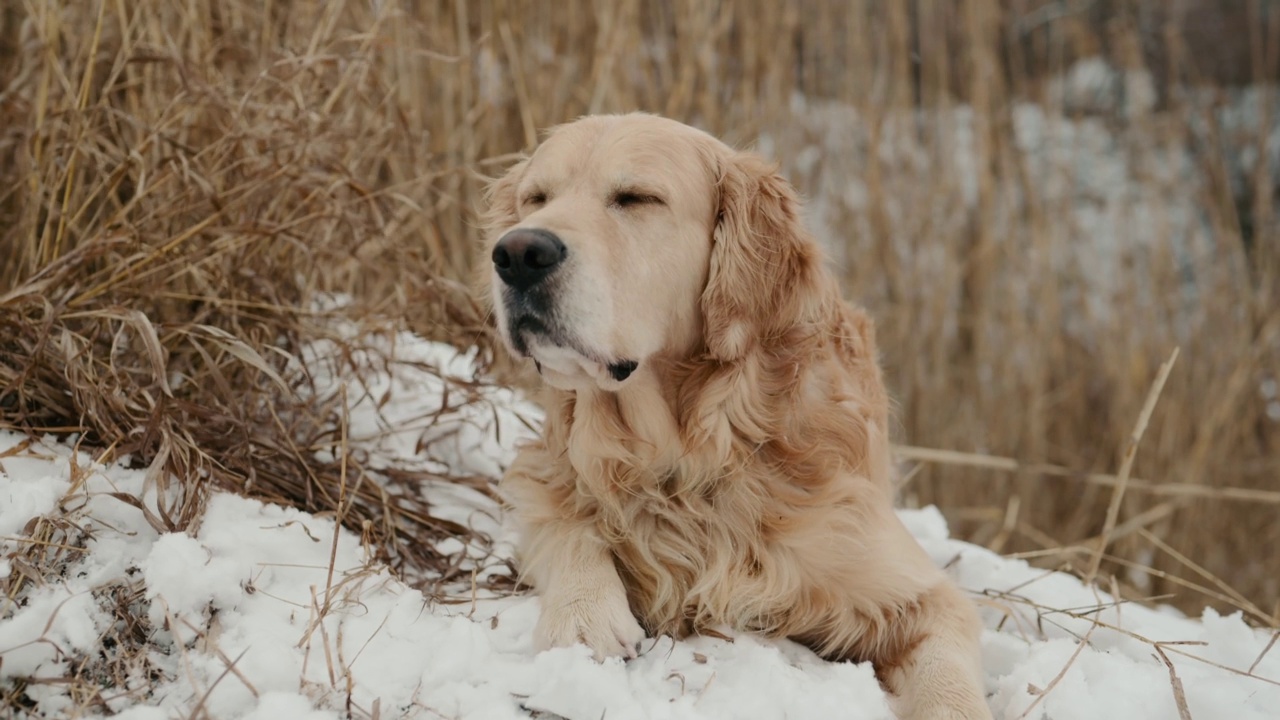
xmin=606 ymin=359 xmax=638 ymax=382
xmin=508 ymin=313 xmax=555 ymax=356
xmin=506 ymin=313 xmax=638 ymax=386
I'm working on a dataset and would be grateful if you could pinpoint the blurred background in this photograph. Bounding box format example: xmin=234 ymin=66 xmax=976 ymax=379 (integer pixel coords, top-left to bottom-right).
xmin=1 ymin=1 xmax=1277 ymax=623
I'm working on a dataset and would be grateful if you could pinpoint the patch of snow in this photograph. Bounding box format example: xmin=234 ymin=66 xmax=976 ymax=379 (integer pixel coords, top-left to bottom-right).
xmin=0 ymin=459 xmax=69 ymax=536
xmin=2 ymin=331 xmax=1278 ymax=719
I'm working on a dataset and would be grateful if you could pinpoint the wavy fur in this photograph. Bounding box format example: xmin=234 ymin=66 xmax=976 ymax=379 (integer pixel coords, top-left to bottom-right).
xmin=484 ymin=113 xmax=991 ymax=719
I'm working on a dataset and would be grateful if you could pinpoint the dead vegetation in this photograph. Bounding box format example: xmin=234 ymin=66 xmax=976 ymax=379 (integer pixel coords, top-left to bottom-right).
xmin=0 ymin=3 xmax=1277 ymax=711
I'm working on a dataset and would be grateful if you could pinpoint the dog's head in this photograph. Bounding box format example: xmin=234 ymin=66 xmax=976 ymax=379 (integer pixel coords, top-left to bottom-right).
xmin=482 ymin=113 xmax=825 ymax=392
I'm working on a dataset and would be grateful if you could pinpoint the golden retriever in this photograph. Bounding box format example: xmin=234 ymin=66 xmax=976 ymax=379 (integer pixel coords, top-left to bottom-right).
xmin=481 ymin=113 xmax=991 ymax=720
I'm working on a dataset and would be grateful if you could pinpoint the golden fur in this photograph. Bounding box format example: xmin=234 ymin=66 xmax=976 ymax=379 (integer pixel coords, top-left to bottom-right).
xmin=481 ymin=113 xmax=992 ymax=719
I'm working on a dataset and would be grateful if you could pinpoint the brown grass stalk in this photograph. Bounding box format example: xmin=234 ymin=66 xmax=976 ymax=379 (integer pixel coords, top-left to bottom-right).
xmin=1087 ymin=347 xmax=1180 ymax=582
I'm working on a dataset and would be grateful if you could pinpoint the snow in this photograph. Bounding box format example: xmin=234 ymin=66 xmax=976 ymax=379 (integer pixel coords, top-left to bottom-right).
xmin=0 ymin=461 xmax=68 ymax=536
xmin=2 ymin=330 xmax=1278 ymax=719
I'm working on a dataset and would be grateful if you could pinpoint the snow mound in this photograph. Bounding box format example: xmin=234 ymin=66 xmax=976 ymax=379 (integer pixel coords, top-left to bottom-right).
xmin=2 ymin=330 xmax=1276 ymax=719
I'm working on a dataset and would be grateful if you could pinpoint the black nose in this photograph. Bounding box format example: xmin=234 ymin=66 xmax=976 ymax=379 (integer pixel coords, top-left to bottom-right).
xmin=492 ymin=228 xmax=567 ymax=291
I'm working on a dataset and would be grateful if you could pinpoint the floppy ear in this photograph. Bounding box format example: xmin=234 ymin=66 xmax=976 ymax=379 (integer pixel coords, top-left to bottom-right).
xmin=702 ymin=151 xmax=827 ymax=361
xmin=475 ymin=158 xmax=529 ymax=301
xmin=480 ymin=157 xmax=528 ymax=242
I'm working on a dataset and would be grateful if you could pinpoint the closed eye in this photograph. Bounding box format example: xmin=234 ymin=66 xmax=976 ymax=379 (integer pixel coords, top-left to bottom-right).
xmin=611 ymin=190 xmax=665 ymax=209
xmin=522 ymin=191 xmax=547 ymax=207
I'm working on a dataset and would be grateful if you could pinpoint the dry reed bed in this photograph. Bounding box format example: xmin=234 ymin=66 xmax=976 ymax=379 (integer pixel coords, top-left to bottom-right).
xmin=0 ymin=0 xmax=500 ymax=589
xmin=0 ymin=0 xmax=1275 ymax=675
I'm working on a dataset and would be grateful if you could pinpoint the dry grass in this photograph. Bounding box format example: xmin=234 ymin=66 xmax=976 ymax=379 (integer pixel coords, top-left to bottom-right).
xmin=0 ymin=0 xmax=501 ymax=588
xmin=1 ymin=3 xmax=1277 ymax=708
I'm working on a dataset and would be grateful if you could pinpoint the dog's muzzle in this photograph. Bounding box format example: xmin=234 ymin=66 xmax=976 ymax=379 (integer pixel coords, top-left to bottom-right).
xmin=492 ymin=227 xmax=566 ymax=355
xmin=492 ymin=228 xmax=567 ymax=292
xmin=492 ymin=227 xmax=640 ymax=385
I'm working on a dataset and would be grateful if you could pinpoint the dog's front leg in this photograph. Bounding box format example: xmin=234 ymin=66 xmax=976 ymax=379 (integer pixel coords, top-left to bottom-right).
xmin=503 ymin=440 xmax=646 ymax=660
xmin=523 ymin=521 xmax=646 ymax=661
xmin=878 ymin=581 xmax=993 ymax=720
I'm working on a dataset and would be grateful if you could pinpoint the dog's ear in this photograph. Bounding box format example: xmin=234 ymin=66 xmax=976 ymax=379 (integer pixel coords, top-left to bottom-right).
xmin=702 ymin=150 xmax=827 ymax=361
xmin=480 ymin=157 xmax=529 ymax=242
xmin=475 ymin=158 xmax=529 ymax=302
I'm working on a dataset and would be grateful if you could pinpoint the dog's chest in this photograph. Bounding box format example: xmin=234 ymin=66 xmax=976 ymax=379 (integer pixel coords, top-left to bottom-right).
xmin=587 ymin=462 xmax=778 ymax=633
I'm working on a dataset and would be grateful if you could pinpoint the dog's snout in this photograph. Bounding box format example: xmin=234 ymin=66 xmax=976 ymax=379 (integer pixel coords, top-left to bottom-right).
xmin=492 ymin=228 xmax=567 ymax=291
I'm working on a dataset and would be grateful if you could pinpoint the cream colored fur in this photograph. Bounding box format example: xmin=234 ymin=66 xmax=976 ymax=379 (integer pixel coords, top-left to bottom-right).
xmin=480 ymin=113 xmax=992 ymax=720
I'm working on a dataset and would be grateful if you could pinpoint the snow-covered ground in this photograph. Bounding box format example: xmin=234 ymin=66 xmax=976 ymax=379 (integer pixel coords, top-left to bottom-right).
xmin=2 ymin=329 xmax=1278 ymax=719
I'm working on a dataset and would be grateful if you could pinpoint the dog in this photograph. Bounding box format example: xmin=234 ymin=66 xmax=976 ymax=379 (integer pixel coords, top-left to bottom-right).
xmin=480 ymin=113 xmax=992 ymax=719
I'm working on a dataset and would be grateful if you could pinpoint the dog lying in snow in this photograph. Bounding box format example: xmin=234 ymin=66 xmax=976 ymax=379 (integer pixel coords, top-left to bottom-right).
xmin=480 ymin=113 xmax=992 ymax=720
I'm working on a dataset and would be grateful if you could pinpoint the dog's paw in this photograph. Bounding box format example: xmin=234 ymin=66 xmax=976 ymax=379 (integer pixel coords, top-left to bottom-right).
xmin=534 ymin=590 xmax=647 ymax=661
xmin=896 ymin=681 xmax=993 ymax=717
xmin=907 ymin=705 xmax=993 ymax=720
